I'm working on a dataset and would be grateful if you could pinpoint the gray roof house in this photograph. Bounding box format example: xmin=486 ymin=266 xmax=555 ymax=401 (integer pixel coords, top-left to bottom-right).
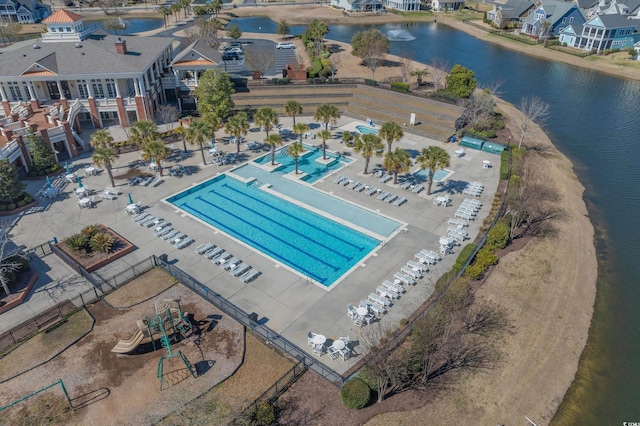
xmin=487 ymin=0 xmax=536 ymax=29
xmin=0 ymin=10 xmax=174 ymax=167
xmin=521 ymin=0 xmax=587 ymax=38
xmin=0 ymin=0 xmax=50 ymax=24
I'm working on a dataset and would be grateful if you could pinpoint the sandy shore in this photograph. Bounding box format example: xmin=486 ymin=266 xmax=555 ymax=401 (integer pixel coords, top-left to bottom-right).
xmin=74 ymin=5 xmax=598 ymax=424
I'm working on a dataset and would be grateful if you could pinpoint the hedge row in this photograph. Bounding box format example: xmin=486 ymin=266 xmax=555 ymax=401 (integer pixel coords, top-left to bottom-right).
xmin=0 ymin=193 xmax=33 ymax=211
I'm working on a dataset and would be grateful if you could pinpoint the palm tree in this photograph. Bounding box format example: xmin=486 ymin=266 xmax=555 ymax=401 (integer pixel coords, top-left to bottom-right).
xmin=159 ymin=6 xmax=171 ymax=27
xmin=284 ymin=100 xmax=303 ymax=127
xmin=186 ymin=119 xmax=212 ymax=165
xmin=314 ymin=103 xmax=340 ymax=133
xmin=130 ymin=120 xmax=159 ymax=147
xmin=383 ymin=148 xmax=411 ymax=184
xmin=264 ymin=133 xmax=283 ymax=166
xmin=417 ymin=145 xmax=450 ymax=195
xmin=173 ymin=125 xmax=187 ymax=153
xmin=224 ymin=111 xmax=250 ymax=154
xmin=379 ymin=121 xmax=404 ymax=153
xmin=254 ymin=107 xmax=279 ymax=139
xmin=293 ymin=122 xmax=309 ymax=144
xmin=180 ymin=0 xmax=190 ymax=18
xmin=317 ymin=129 xmax=332 ymax=160
xmin=90 ymin=129 xmax=113 ymax=149
xmin=171 ymin=3 xmax=181 ymax=23
xmin=354 ymin=133 xmax=383 ymax=174
xmin=92 ymin=146 xmax=119 ymax=187
xmin=410 ymin=68 xmax=429 ymax=86
xmin=141 ymin=141 xmax=171 ymax=176
xmin=212 ymin=0 xmax=222 ymax=17
xmin=286 ymin=141 xmax=305 ymax=174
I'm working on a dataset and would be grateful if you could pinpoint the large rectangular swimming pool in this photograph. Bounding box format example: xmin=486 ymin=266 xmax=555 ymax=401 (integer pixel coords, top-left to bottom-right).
xmin=167 ymin=175 xmax=380 ymax=287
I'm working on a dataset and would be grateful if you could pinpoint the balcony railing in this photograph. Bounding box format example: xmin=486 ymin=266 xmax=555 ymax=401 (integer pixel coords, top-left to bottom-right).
xmin=0 ymin=141 xmax=20 ymax=161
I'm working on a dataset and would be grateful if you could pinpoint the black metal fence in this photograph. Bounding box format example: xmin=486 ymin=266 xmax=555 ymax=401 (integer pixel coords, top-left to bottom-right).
xmin=230 ymin=358 xmax=307 ymax=425
xmin=26 ymin=241 xmax=53 ymax=259
xmin=152 ymin=256 xmax=344 ymax=387
xmin=0 ymin=257 xmax=157 ymax=355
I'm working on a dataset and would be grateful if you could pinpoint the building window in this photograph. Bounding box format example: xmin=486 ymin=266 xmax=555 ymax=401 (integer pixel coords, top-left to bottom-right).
xmin=66 ymin=27 xmax=71 ymax=32
xmin=8 ymin=82 xmax=24 ymax=101
xmin=569 ymin=17 xmax=574 ymax=23
xmin=77 ymin=79 xmax=88 ymax=98
xmin=51 ymin=27 xmax=56 ymax=32
xmin=562 ymin=17 xmax=566 ymax=23
xmin=91 ymin=79 xmax=104 ymax=98
xmin=105 ymin=79 xmax=116 ymax=98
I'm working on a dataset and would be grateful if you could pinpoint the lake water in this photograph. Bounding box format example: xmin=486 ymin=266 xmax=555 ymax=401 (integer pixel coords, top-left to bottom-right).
xmin=89 ymin=17 xmax=164 ymax=35
xmin=232 ymin=17 xmax=640 ymax=425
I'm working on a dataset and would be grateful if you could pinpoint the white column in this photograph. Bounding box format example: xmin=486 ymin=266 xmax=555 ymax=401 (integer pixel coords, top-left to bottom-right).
xmin=115 ymin=79 xmax=121 ymax=97
xmin=87 ymin=81 xmax=95 ymax=98
xmin=0 ymin=84 xmax=7 ymax=102
xmin=27 ymin=83 xmax=36 ymax=100
xmin=194 ymin=70 xmax=199 ymax=86
xmin=134 ymin=78 xmax=141 ymax=96
xmin=56 ymin=80 xmax=65 ymax=99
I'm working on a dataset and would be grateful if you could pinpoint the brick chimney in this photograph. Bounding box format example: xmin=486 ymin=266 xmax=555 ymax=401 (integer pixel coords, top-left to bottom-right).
xmin=115 ymin=37 xmax=127 ymax=54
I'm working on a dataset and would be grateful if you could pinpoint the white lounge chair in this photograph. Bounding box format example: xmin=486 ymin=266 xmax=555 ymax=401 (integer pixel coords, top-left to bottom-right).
xmin=407 ymin=260 xmax=428 ymax=273
xmin=381 ymin=280 xmax=404 ymax=295
xmin=401 ymin=266 xmax=422 ymax=279
xmin=393 ymin=197 xmax=407 ymax=206
xmin=307 ymin=331 xmax=316 ymax=347
xmin=222 ymin=257 xmax=240 ymax=270
xmin=195 ymin=243 xmax=215 ymax=255
xmin=394 ymin=272 xmax=416 ymax=286
xmin=214 ymin=252 xmax=233 ymax=265
xmin=376 ymin=286 xmax=398 ymax=300
xmin=365 ymin=186 xmax=378 ymax=196
xmin=176 ymin=237 xmax=194 ymax=250
xmin=412 ymin=184 xmax=424 ymax=194
xmin=204 ymin=247 xmax=224 ymax=259
xmin=99 ymin=191 xmax=117 ymax=200
xmin=377 ymin=191 xmax=390 ymax=200
xmin=156 ymin=227 xmax=174 ymax=237
xmin=170 ymin=233 xmax=187 ymax=244
xmin=368 ymin=292 xmax=391 ymax=307
xmin=162 ymin=230 xmax=180 ymax=241
xmin=231 ymin=262 xmax=251 ymax=277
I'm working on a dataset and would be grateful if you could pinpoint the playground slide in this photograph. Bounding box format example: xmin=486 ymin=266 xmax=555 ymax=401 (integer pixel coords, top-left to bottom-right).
xmin=111 ymin=328 xmax=145 ymax=354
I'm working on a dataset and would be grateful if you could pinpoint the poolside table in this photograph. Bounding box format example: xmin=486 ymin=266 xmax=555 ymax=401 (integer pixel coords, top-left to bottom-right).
xmin=356 ymin=307 xmax=368 ymax=317
xmin=331 ymin=340 xmax=346 ymax=351
xmin=313 ymin=334 xmax=326 ymax=345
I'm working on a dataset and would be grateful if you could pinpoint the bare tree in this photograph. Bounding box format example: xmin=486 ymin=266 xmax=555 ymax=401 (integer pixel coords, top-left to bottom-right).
xmin=398 ymin=53 xmax=413 ymax=84
xmin=184 ymin=18 xmax=222 ymax=47
xmin=0 ymin=225 xmax=26 ymax=296
xmin=461 ymin=90 xmax=496 ymax=131
xmin=362 ymin=38 xmax=388 ymax=80
xmin=359 ymin=323 xmax=396 ymax=403
xmin=245 ymin=48 xmax=276 ymax=81
xmin=430 ymin=58 xmax=449 ymax=92
xmin=506 ymin=151 xmax=561 ymax=239
xmin=516 ymin=96 xmax=550 ymax=148
xmin=156 ymin=105 xmax=180 ymax=131
xmin=328 ymin=55 xmax=340 ymax=78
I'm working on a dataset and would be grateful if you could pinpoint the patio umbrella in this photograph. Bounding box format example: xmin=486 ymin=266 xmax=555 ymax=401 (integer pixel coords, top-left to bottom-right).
xmin=46 ymin=176 xmax=52 ymax=188
xmin=210 ymin=139 xmax=215 ymax=149
xmin=65 ymin=162 xmax=70 ymax=174
xmin=77 ymin=176 xmax=83 ymax=188
xmin=128 ymin=193 xmax=134 ymax=205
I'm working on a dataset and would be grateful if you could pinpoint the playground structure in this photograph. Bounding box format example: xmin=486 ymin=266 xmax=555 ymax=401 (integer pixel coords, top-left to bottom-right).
xmin=111 ymin=299 xmax=197 ymax=389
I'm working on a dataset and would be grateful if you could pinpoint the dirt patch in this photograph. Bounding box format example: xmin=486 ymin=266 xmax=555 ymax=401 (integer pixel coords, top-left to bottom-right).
xmin=0 ymin=274 xmax=245 ymax=425
xmin=104 ymin=268 xmax=178 ymax=308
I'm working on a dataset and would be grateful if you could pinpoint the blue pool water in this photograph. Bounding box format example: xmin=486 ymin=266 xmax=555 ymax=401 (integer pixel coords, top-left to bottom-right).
xmin=254 ymin=145 xmax=350 ymax=183
xmin=356 ymin=125 xmax=379 ymax=135
xmin=167 ymin=175 xmax=379 ymax=286
xmin=413 ymin=168 xmax=451 ymax=183
xmin=232 ymin=163 xmax=402 ymax=237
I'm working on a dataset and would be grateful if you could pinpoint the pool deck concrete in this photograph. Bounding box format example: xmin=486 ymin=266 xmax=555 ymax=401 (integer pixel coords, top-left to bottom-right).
xmin=4 ymin=117 xmax=500 ymax=373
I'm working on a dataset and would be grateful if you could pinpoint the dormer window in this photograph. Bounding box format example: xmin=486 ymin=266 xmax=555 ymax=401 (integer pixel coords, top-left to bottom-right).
xmin=66 ymin=27 xmax=72 ymax=32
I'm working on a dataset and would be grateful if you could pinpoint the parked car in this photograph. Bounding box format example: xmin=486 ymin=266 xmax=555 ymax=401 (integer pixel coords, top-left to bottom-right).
xmin=226 ymin=41 xmax=242 ymax=49
xmin=224 ymin=46 xmax=243 ymax=54
xmin=276 ymin=42 xmax=295 ymax=49
xmin=222 ymin=52 xmax=239 ymax=61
